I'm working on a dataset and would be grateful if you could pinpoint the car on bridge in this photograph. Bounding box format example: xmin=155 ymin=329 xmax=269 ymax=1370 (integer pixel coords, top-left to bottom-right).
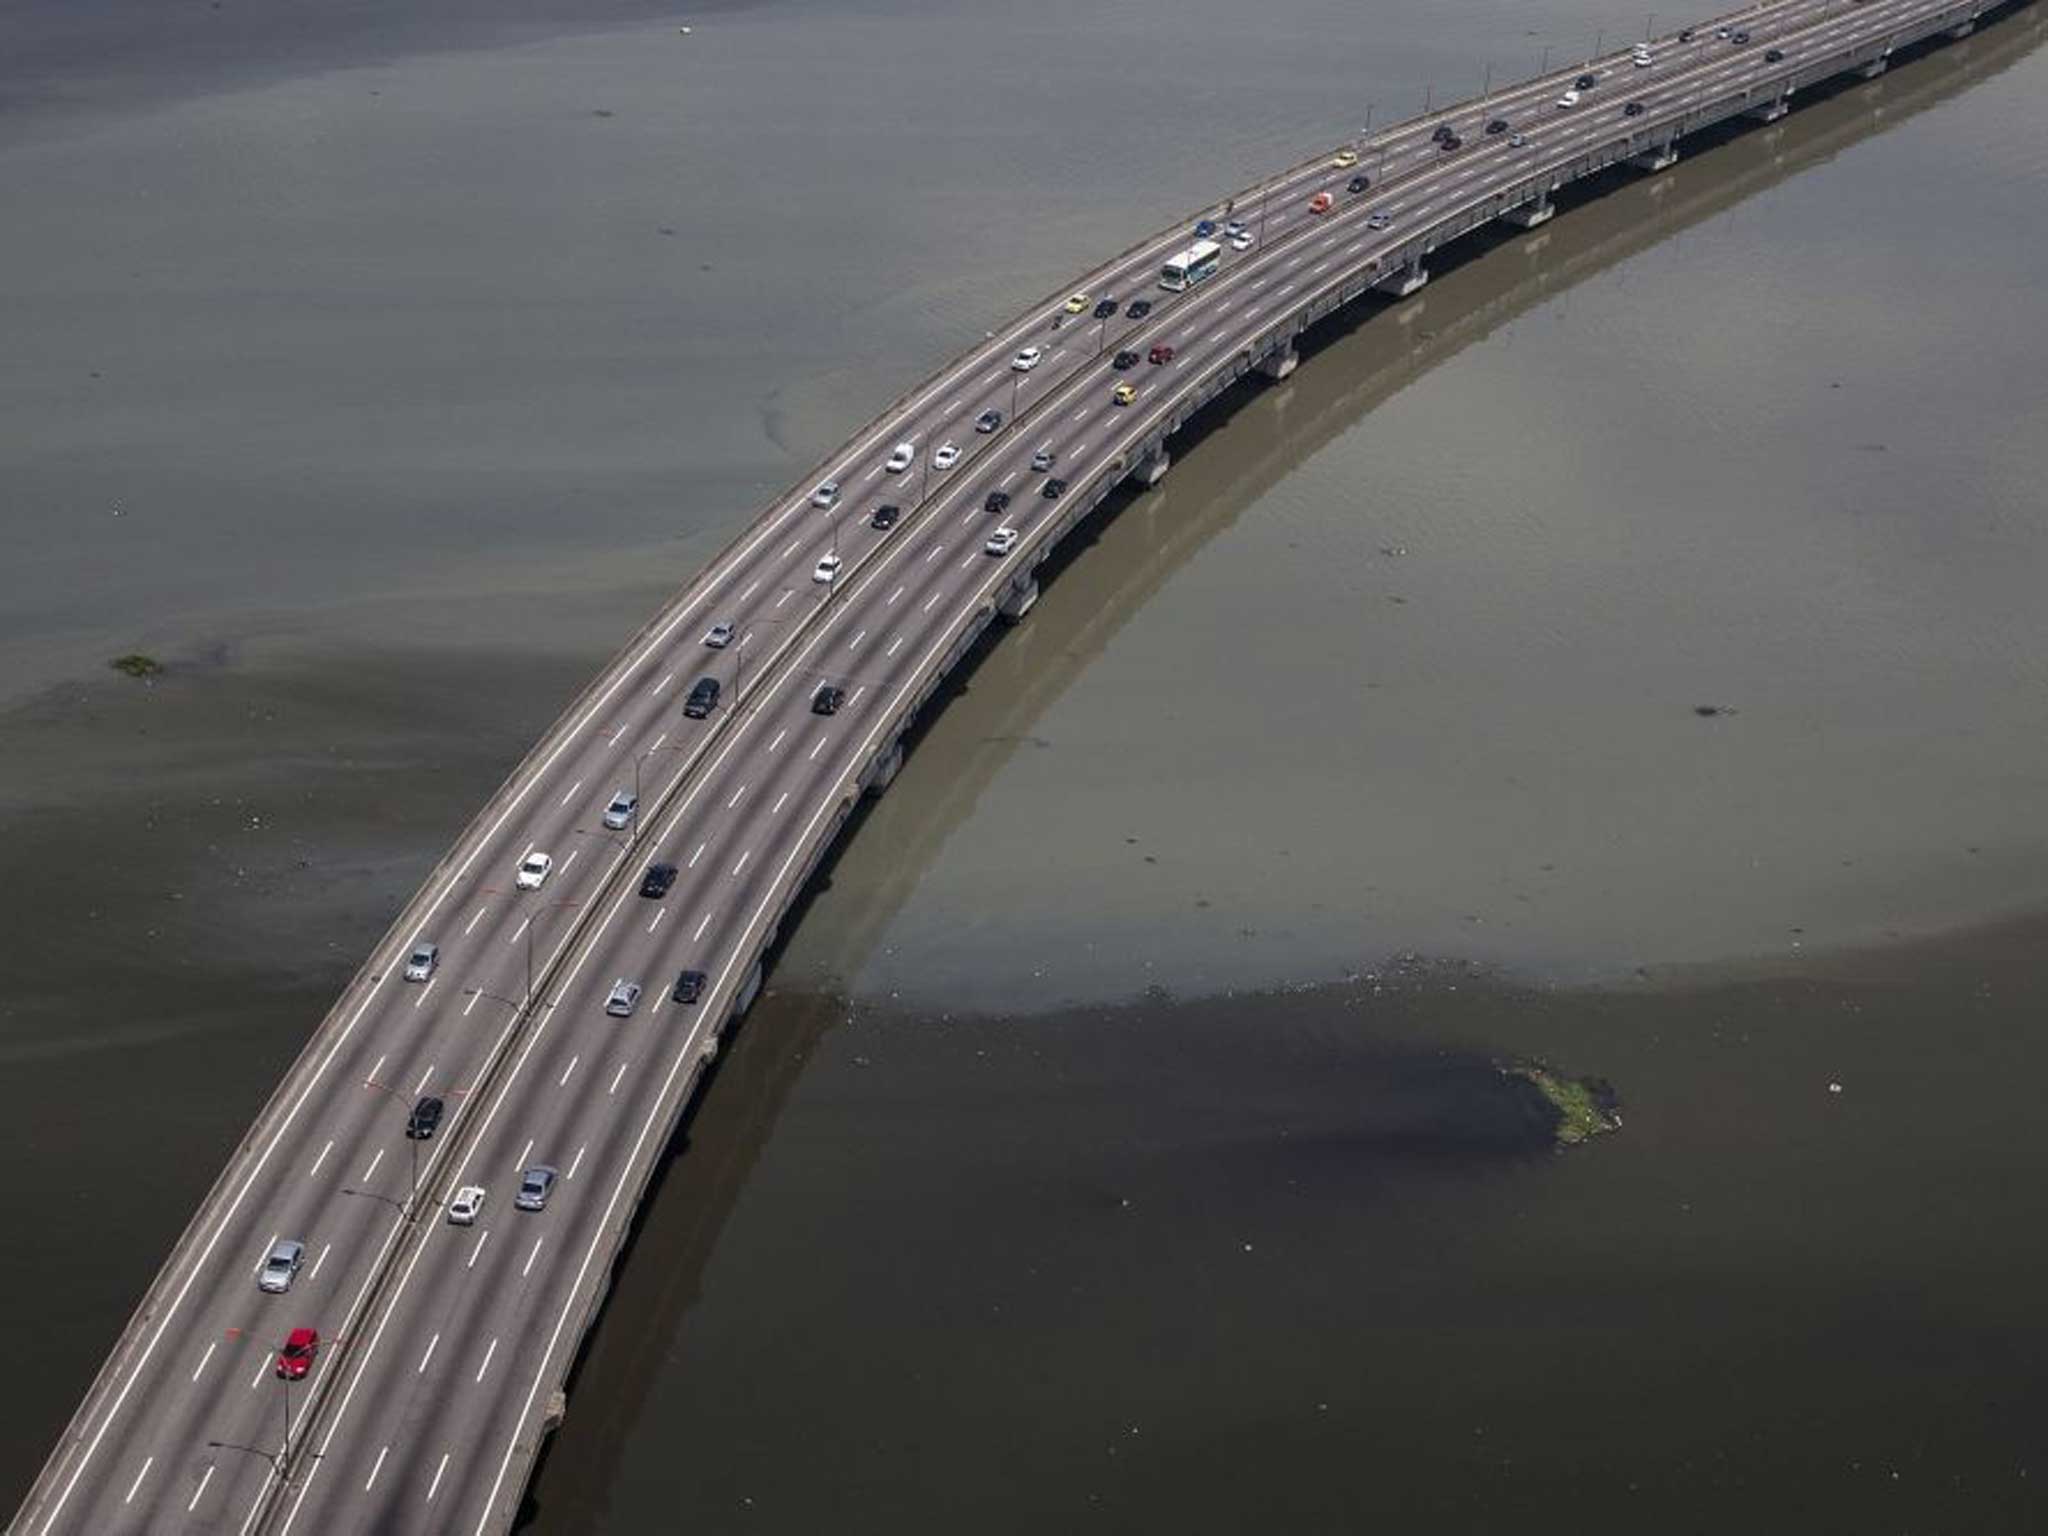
xmin=1126 ymin=299 xmax=1152 ymax=319
xmin=809 ymin=480 xmax=840 ymax=509
xmin=975 ymin=408 xmax=1003 ymax=433
xmin=640 ymin=862 xmax=677 ymax=899
xmin=1012 ymin=346 xmax=1042 ymax=371
xmin=604 ymin=980 xmax=642 ymax=1018
xmin=1731 ymin=28 xmax=1752 ymax=43
xmin=1509 ymin=132 xmax=1528 ymax=147
xmin=985 ymin=527 xmax=1019 ymax=557
xmin=683 ymin=677 xmax=720 ymax=718
xmin=603 ymin=789 xmax=638 ymax=829
xmin=1438 ymin=133 xmax=1463 ymax=151
xmin=448 ymin=1185 xmax=486 ymax=1225
xmin=1680 ymin=27 xmax=1696 ymax=41
xmin=275 ymin=1328 xmax=318 ymax=1380
xmin=813 ymin=551 xmax=843 ymax=584
xmin=1485 ymin=118 xmax=1508 ymax=134
xmin=1367 ymin=210 xmax=1392 ymax=230
xmin=1148 ymin=343 xmax=1176 ymax=365
xmin=1042 ymin=477 xmax=1068 ymax=499
xmin=1332 ymin=148 xmax=1359 ymax=167
xmin=257 ymin=1239 xmax=304 ymax=1295
xmin=1347 ymin=174 xmax=1371 ymax=193
xmin=702 ymin=621 xmax=734 ymax=649
xmin=985 ymin=490 xmax=1011 ymax=515
xmin=1575 ymin=72 xmax=1597 ymax=89
xmin=514 ymin=851 xmax=553 ymax=889
xmin=870 ymin=503 xmax=900 ymax=531
xmin=932 ymin=442 xmax=961 ymax=470
xmin=1228 ymin=229 xmax=1253 ymax=251
xmin=1556 ymin=88 xmax=1581 ymax=108
xmin=1092 ymin=297 xmax=1118 ymax=319
xmin=811 ymin=683 xmax=846 ymax=715
xmin=885 ymin=442 xmax=915 ymax=473
xmin=405 ymin=1096 xmax=445 ymax=1140
xmin=403 ymin=942 xmax=439 ymax=982
xmin=1765 ymin=46 xmax=1785 ymax=60
xmin=1113 ymin=350 xmax=1139 ymax=370
xmin=1112 ymin=383 xmax=1137 ymax=406
xmin=672 ymin=969 xmax=707 ymax=1004
xmin=1431 ymin=123 xmax=1455 ymax=144
xmin=1031 ymin=448 xmax=1057 ymax=472
xmin=515 ymin=1165 xmax=558 ymax=1212
xmin=1624 ymin=100 xmax=1646 ymax=116
xmin=1063 ymin=292 xmax=1090 ymax=314
xmin=1193 ymin=219 xmax=1218 ymax=238
xmin=1309 ymin=191 xmax=1333 ymax=214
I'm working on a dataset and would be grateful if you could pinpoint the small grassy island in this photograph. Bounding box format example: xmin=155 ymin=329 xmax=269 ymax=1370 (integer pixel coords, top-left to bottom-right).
xmin=109 ymin=652 xmax=165 ymax=678
xmin=1507 ymin=1062 xmax=1622 ymax=1148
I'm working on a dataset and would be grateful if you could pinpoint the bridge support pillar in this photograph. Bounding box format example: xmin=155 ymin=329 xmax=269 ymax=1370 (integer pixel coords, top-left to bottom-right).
xmin=1746 ymin=97 xmax=1788 ymax=123
xmin=1256 ymin=348 xmax=1298 ymax=382
xmin=1948 ymin=17 xmax=1975 ymax=37
xmin=1126 ymin=449 xmax=1170 ymax=488
xmin=1627 ymin=143 xmax=1679 ymax=173
xmin=1501 ymin=199 xmax=1553 ymax=229
xmin=1385 ymin=264 xmax=1430 ymax=297
xmin=864 ymin=740 xmax=904 ymax=795
xmin=732 ymin=962 xmax=763 ymax=1019
xmin=1859 ymin=55 xmax=1889 ymax=77
xmin=997 ymin=577 xmax=1038 ymax=624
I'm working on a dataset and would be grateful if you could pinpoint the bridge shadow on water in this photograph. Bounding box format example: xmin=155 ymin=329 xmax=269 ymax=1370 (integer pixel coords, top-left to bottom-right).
xmin=515 ymin=4 xmax=2044 ymax=1523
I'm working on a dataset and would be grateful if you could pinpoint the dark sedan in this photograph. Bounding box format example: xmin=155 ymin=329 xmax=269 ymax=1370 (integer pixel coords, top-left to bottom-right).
xmin=639 ymin=862 xmax=677 ymax=899
xmin=1112 ymin=350 xmax=1139 ymax=370
xmin=672 ymin=969 xmax=707 ymax=1005
xmin=1125 ymin=299 xmax=1152 ymax=319
xmin=1092 ymin=298 xmax=1118 ymax=319
xmin=1042 ymin=477 xmax=1068 ymax=499
xmin=405 ymin=1096 xmax=445 ymax=1140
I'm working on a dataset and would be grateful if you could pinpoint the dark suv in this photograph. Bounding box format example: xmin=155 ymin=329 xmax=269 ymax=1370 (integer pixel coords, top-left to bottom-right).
xmin=639 ymin=862 xmax=678 ymax=899
xmin=984 ymin=489 xmax=1011 ymax=515
xmin=405 ymin=1096 xmax=445 ymax=1140
xmin=672 ymin=969 xmax=707 ymax=1005
xmin=683 ymin=677 xmax=720 ymax=719
xmin=811 ymin=683 xmax=846 ymax=716
xmin=870 ymin=503 xmax=900 ymax=531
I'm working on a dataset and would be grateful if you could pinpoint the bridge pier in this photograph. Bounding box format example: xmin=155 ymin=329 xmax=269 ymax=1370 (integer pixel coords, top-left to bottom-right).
xmin=863 ymin=740 xmax=904 ymax=795
xmin=997 ymin=577 xmax=1038 ymax=623
xmin=1746 ymin=97 xmax=1789 ymax=123
xmin=1501 ymin=199 xmax=1554 ymax=229
xmin=1384 ymin=263 xmax=1430 ymax=297
xmin=1860 ymin=54 xmax=1889 ymax=76
xmin=1627 ymin=142 xmax=1679 ymax=173
xmin=1126 ymin=449 xmax=1171 ymax=488
xmin=1948 ymin=16 xmax=1976 ymax=36
xmin=1256 ymin=348 xmax=1298 ymax=382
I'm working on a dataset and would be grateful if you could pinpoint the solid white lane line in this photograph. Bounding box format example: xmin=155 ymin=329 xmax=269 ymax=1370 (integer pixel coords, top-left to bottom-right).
xmin=311 ymin=1242 xmax=332 ymax=1280
xmin=413 ymin=1064 xmax=434 ymax=1096
xmin=731 ymin=850 xmax=751 ymax=877
xmin=427 ymin=1452 xmax=451 ymax=1503
xmin=647 ymin=910 xmax=665 ymax=934
xmin=558 ymin=779 xmax=582 ymax=809
xmin=467 ymin=1230 xmax=489 ymax=1269
xmin=364 ymin=1446 xmax=389 ymax=1493
xmin=187 ymin=1464 xmax=214 ymax=1513
xmin=411 ymin=978 xmax=436 ymax=1010
xmin=522 ymin=1238 xmax=543 ymax=1279
xmin=191 ymin=1341 xmax=217 ymax=1384
xmin=309 ymin=1140 xmax=333 ymax=1180
xmin=559 ymin=1056 xmax=579 ymax=1089
xmin=476 ymin=1339 xmax=499 ymax=1384
xmin=417 ymin=1333 xmax=439 ymax=1375
xmin=728 ymin=783 xmax=748 ymax=809
xmin=773 ymin=790 xmax=789 ymax=814
xmin=123 ymin=1457 xmax=153 ymax=1506
xmin=769 ymin=728 xmax=788 ymax=753
xmin=608 ymin=1061 xmax=629 ymax=1095
xmin=464 ymin=989 xmax=482 ymax=1017
xmin=693 ymin=912 xmax=713 ymax=942
xmin=362 ymin=1148 xmax=385 ymax=1183
xmin=517 ymin=1138 xmax=533 ymax=1170
xmin=687 ymin=842 xmax=705 ymax=868
xmin=463 ymin=907 xmax=487 ymax=935
xmin=809 ymin=736 xmax=828 ymax=761
xmin=568 ymin=1145 xmax=587 ymax=1181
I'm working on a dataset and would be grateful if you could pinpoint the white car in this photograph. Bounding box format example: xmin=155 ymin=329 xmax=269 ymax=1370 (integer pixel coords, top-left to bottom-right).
xmin=813 ymin=552 xmax=842 ymax=584
xmin=1555 ymin=88 xmax=1581 ymax=108
xmin=447 ymin=1186 xmax=486 ymax=1226
xmin=602 ymin=790 xmax=637 ymax=830
xmin=1633 ymin=51 xmax=1654 ymax=66
xmin=932 ymin=442 xmax=960 ymax=470
xmin=402 ymin=942 xmax=438 ymax=982
xmin=984 ymin=527 xmax=1019 ymax=557
xmin=702 ymin=620 xmax=734 ymax=649
xmin=1508 ymin=132 xmax=1527 ymax=147
xmin=604 ymin=979 xmax=642 ymax=1018
xmin=884 ymin=442 xmax=915 ymax=473
xmin=1012 ymin=347 xmax=1042 ymax=372
xmin=1227 ymin=230 xmax=1253 ymax=251
xmin=514 ymin=851 xmax=552 ymax=890
xmin=809 ymin=480 xmax=840 ymax=509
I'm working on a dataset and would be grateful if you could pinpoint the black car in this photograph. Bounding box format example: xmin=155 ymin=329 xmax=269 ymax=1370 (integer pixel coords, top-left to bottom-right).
xmin=672 ymin=969 xmax=707 ymax=1006
xmin=1112 ymin=350 xmax=1139 ymax=370
xmin=1731 ymin=28 xmax=1751 ymax=43
xmin=1623 ymin=100 xmax=1645 ymax=117
xmin=1764 ymin=46 xmax=1784 ymax=61
xmin=870 ymin=503 xmax=900 ymax=531
xmin=1485 ymin=118 xmax=1508 ymax=135
xmin=1430 ymin=123 xmax=1454 ymax=143
xmin=1092 ymin=298 xmax=1118 ymax=319
xmin=1125 ymin=299 xmax=1152 ymax=319
xmin=405 ymin=1096 xmax=445 ymax=1140
xmin=1679 ymin=27 xmax=1696 ymax=40
xmin=984 ymin=489 xmax=1011 ymax=514
xmin=682 ymin=676 xmax=719 ymax=719
xmin=1575 ymin=72 xmax=1597 ymax=89
xmin=1346 ymin=174 xmax=1370 ymax=193
xmin=811 ymin=683 xmax=846 ymax=716
xmin=639 ymin=862 xmax=677 ymax=899
xmin=1042 ymin=477 xmax=1068 ymax=499
xmin=1438 ymin=133 xmax=1462 ymax=150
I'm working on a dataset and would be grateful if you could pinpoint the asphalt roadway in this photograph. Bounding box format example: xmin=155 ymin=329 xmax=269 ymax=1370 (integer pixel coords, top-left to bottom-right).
xmin=13 ymin=0 xmax=1988 ymax=1528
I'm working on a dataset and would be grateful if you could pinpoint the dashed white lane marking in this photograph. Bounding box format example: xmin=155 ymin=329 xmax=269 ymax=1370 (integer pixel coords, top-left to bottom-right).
xmin=464 ymin=907 xmax=487 ymax=936
xmin=740 ymin=579 xmax=760 ymax=603
xmin=609 ymin=1061 xmax=629 ymax=1095
xmin=311 ymin=1241 xmax=332 ymax=1279
xmin=250 ymin=1356 xmax=269 ymax=1391
xmin=651 ymin=672 xmax=673 ymax=697
xmin=413 ymin=1063 xmax=434 ymax=1096
xmin=509 ymin=916 xmax=530 ymax=944
xmin=309 ymin=1140 xmax=333 ymax=1180
xmin=517 ymin=1137 xmax=534 ymax=1170
xmin=848 ymin=630 xmax=867 ymax=650
xmin=368 ymin=1054 xmax=386 ymax=1085
xmin=123 ymin=1457 xmax=153 ymax=1506
xmin=190 ymin=1340 xmax=217 ymax=1384
xmin=647 ymin=909 xmax=665 ymax=934
xmin=464 ymin=988 xmax=482 ymax=1016
xmin=649 ymin=730 xmax=667 ymax=754
xmin=863 ymin=466 xmax=882 ymax=481
xmin=769 ymin=728 xmax=788 ymax=753
xmin=411 ymin=977 xmax=436 ymax=1010
xmin=781 ymin=538 xmax=802 ymax=559
xmin=693 ymin=911 xmax=714 ymax=942
xmin=960 ymin=553 xmax=978 ymax=570
xmin=364 ymin=1446 xmax=390 ymax=1493
xmin=775 ymin=589 xmax=793 ymax=609
xmin=427 ymin=1452 xmax=451 ymax=1503
xmin=1001 ymin=471 xmax=1018 ymax=486
xmin=945 ymin=398 xmax=960 ymax=413
xmin=886 ymin=636 xmax=904 ymax=658
xmin=558 ymin=779 xmax=583 ymax=809
xmin=850 ymin=686 xmax=866 ymax=706
xmin=475 ymin=1338 xmax=499 ymax=1384
xmin=925 ymin=545 xmax=944 ymax=563
xmin=561 ymin=849 xmax=579 ymax=875
xmin=568 ymin=1144 xmax=587 ymax=1181
xmin=923 ymin=591 xmax=944 ymax=613
xmin=522 ymin=1237 xmax=544 ymax=1279
xmin=731 ymin=849 xmax=751 ymax=877
xmin=728 ymin=783 xmax=749 ymax=810
xmin=467 ymin=1230 xmax=490 ymax=1269
xmin=888 ymin=584 xmax=905 ymax=605
xmin=688 ymin=842 xmax=705 ymax=868
xmin=362 ymin=1148 xmax=386 ymax=1183
xmin=773 ymin=790 xmax=789 ymax=814
xmin=417 ymin=1332 xmax=440 ymax=1375
xmin=1071 ymin=408 xmax=1090 ymax=422
xmin=186 ymin=1464 xmax=214 ymax=1513
xmin=810 ymin=735 xmax=829 ymax=761
xmin=559 ymin=1055 xmax=579 ymax=1089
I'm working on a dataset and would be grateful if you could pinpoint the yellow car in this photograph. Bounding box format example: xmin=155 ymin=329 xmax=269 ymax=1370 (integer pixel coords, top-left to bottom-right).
xmin=1112 ymin=382 xmax=1137 ymax=407
xmin=1063 ymin=292 xmax=1091 ymax=314
xmin=1332 ymin=148 xmax=1359 ymax=167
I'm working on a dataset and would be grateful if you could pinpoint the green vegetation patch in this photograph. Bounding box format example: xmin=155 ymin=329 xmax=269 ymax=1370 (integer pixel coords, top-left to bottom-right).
xmin=1507 ymin=1062 xmax=1622 ymax=1148
xmin=109 ymin=652 xmax=165 ymax=678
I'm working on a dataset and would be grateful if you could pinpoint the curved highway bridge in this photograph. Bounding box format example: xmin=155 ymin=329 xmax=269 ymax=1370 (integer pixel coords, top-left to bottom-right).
xmin=13 ymin=0 xmax=2031 ymax=1528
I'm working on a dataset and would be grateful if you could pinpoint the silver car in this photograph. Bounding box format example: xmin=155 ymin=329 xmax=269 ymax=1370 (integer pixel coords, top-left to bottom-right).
xmin=402 ymin=943 xmax=438 ymax=983
xmin=604 ymin=979 xmax=642 ymax=1018
xmin=601 ymin=790 xmax=637 ymax=831
xmin=809 ymin=480 xmax=840 ymax=509
xmin=515 ymin=1165 xmax=558 ymax=1211
xmin=702 ymin=621 xmax=734 ymax=649
xmin=257 ymin=1239 xmax=305 ymax=1294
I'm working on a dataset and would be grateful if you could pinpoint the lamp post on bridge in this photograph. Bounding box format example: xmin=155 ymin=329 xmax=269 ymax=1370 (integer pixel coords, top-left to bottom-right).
xmin=358 ymin=1077 xmax=424 ymax=1221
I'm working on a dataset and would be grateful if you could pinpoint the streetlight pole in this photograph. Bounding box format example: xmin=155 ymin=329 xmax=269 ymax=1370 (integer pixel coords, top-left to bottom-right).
xmin=361 ymin=1078 xmax=423 ymax=1220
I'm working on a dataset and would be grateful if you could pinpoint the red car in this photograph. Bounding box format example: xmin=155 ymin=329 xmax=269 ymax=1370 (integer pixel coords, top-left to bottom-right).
xmin=1148 ymin=344 xmax=1176 ymax=366
xmin=275 ymin=1327 xmax=319 ymax=1380
xmin=1309 ymin=191 xmax=1333 ymax=215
